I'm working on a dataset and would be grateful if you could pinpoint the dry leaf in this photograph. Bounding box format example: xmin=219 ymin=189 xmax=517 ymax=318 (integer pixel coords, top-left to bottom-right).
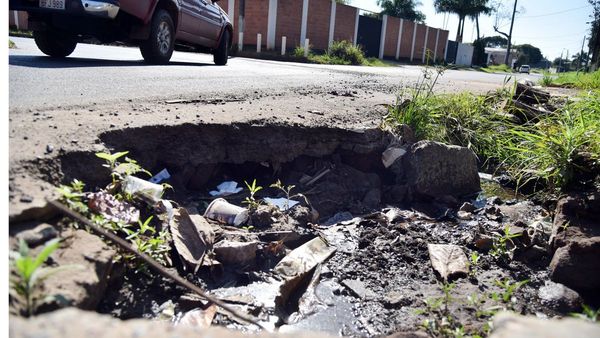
xmin=427 ymin=244 xmax=469 ymax=281
xmin=171 ymin=208 xmax=214 ymax=272
xmin=88 ymin=191 xmax=139 ymax=224
xmin=177 ymin=304 xmax=217 ymax=329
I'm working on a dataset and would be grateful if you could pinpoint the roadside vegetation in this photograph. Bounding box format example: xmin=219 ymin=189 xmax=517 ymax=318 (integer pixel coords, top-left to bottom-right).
xmin=386 ymin=67 xmax=600 ymax=196
xmin=293 ymin=40 xmax=391 ymax=67
xmin=481 ymin=64 xmax=513 ymax=73
xmin=539 ymin=70 xmax=600 ymax=90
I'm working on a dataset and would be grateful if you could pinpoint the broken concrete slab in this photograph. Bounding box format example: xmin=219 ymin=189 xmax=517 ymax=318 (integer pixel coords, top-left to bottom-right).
xmin=489 ymin=311 xmax=600 ymax=338
xmin=43 ymin=229 xmax=116 ymax=310
xmin=406 ymin=141 xmax=480 ymax=199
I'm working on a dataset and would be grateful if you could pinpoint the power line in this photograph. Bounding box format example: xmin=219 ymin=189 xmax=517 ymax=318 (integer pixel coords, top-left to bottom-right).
xmin=516 ymin=4 xmax=591 ymax=19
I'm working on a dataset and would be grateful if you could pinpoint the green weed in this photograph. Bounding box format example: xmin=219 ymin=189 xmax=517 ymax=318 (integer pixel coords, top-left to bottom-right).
xmin=10 ymin=239 xmax=77 ymax=316
xmin=490 ymin=225 xmax=522 ymax=259
xmin=551 ymin=70 xmax=600 ymax=90
xmin=243 ymin=179 xmax=263 ymax=210
xmin=490 ymin=278 xmax=528 ymax=304
xmin=570 ymin=304 xmax=600 ymax=322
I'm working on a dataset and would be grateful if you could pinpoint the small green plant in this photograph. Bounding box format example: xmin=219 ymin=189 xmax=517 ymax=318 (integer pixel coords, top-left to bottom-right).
xmin=570 ymin=304 xmax=600 ymax=322
xmin=243 ymin=179 xmax=263 ymax=210
xmin=57 ymin=179 xmax=88 ymax=214
xmin=9 ymin=39 xmax=16 ymax=48
xmin=326 ymin=40 xmax=365 ymax=65
xmin=270 ymin=179 xmax=296 ymax=211
xmin=491 ymin=278 xmax=528 ymax=304
xmin=469 ymin=251 xmax=481 ymax=277
xmin=293 ymin=46 xmax=307 ymax=58
xmin=490 ymin=225 xmax=522 ymax=259
xmin=96 ymin=151 xmax=151 ymax=184
xmin=539 ymin=72 xmax=554 ymax=86
xmin=10 ymin=239 xmax=73 ymax=316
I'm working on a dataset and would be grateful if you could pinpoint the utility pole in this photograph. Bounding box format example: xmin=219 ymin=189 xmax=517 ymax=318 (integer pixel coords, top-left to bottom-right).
xmin=504 ymin=0 xmax=518 ymax=66
xmin=577 ymin=35 xmax=586 ymax=74
xmin=494 ymin=0 xmax=519 ymax=66
xmin=559 ymin=49 xmax=564 ymax=73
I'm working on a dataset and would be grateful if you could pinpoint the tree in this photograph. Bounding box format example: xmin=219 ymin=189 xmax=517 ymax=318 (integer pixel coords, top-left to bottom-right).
xmin=434 ymin=0 xmax=492 ymax=43
xmin=589 ymin=0 xmax=600 ymax=70
xmin=377 ymin=0 xmax=426 ymax=23
xmin=468 ymin=0 xmax=494 ymax=41
xmin=481 ymin=35 xmax=508 ymax=47
xmin=493 ymin=0 xmax=518 ymax=65
xmin=515 ymin=44 xmax=543 ymax=65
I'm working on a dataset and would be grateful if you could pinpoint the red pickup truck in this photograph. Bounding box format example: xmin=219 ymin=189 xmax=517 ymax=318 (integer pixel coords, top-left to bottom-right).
xmin=9 ymin=0 xmax=233 ymax=65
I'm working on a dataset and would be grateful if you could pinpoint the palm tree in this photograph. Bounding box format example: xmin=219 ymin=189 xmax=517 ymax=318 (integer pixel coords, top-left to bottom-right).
xmin=468 ymin=0 xmax=493 ymax=41
xmin=377 ymin=0 xmax=426 ymax=23
xmin=434 ymin=0 xmax=491 ymax=42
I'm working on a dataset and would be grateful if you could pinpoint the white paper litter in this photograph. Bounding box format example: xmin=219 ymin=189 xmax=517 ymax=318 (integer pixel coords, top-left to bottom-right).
xmin=209 ymin=181 xmax=243 ymax=197
xmin=149 ymin=168 xmax=171 ymax=184
xmin=263 ymin=197 xmax=299 ymax=211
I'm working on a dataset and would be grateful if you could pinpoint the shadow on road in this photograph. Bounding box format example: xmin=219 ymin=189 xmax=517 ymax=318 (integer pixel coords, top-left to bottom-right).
xmin=9 ymin=55 xmax=214 ymax=68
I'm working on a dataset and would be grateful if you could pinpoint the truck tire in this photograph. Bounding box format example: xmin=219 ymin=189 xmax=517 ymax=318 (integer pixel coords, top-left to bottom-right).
xmin=33 ymin=29 xmax=77 ymax=58
xmin=140 ymin=9 xmax=175 ymax=64
xmin=213 ymin=30 xmax=229 ymax=66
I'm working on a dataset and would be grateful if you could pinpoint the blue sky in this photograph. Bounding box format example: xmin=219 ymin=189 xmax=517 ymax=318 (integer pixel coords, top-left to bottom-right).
xmin=350 ymin=0 xmax=593 ymax=60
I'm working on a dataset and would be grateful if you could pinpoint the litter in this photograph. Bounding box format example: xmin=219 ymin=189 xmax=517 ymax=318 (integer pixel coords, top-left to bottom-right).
xmin=275 ymin=237 xmax=336 ymax=279
xmin=149 ymin=168 xmax=171 ymax=184
xmin=209 ymin=181 xmax=243 ymax=197
xmin=177 ymin=305 xmax=217 ymax=329
xmin=263 ymin=197 xmax=299 ymax=211
xmin=204 ymin=198 xmax=249 ymax=226
xmin=122 ymin=175 xmax=164 ymax=202
xmin=88 ymin=191 xmax=140 ymax=224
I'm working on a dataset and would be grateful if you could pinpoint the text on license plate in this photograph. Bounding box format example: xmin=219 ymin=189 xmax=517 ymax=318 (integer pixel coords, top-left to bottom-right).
xmin=39 ymin=0 xmax=65 ymax=9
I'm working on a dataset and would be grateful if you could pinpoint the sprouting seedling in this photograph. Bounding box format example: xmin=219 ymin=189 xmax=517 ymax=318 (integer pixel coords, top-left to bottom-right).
xmin=493 ymin=278 xmax=528 ymax=303
xmin=490 ymin=225 xmax=522 ymax=259
xmin=270 ymin=179 xmax=296 ymax=212
xmin=243 ymin=179 xmax=263 ymax=210
xmin=56 ymin=179 xmax=88 ymax=214
xmin=10 ymin=238 xmax=78 ymax=316
xmin=469 ymin=252 xmax=481 ymax=277
xmin=96 ymin=151 xmax=129 ymax=170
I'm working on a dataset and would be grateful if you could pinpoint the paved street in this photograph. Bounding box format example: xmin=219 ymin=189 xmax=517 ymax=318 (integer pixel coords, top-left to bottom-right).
xmin=9 ymin=37 xmax=539 ymax=110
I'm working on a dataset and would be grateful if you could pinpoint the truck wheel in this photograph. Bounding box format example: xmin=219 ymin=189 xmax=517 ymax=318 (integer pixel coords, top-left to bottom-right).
xmin=213 ymin=30 xmax=229 ymax=66
xmin=140 ymin=9 xmax=174 ymax=64
xmin=33 ymin=29 xmax=77 ymax=58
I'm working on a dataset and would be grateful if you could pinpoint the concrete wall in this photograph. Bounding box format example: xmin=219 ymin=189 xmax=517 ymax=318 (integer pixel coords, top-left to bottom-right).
xmin=333 ymin=3 xmax=357 ymax=44
xmin=306 ymin=0 xmax=332 ymax=50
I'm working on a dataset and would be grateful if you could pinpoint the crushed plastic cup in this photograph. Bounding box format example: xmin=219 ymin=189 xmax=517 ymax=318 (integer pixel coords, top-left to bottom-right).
xmin=203 ymin=198 xmax=249 ymax=226
xmin=122 ymin=176 xmax=164 ymax=202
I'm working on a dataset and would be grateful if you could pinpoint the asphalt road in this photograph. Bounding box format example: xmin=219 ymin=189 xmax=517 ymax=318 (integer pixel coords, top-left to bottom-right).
xmin=9 ymin=37 xmax=539 ymax=110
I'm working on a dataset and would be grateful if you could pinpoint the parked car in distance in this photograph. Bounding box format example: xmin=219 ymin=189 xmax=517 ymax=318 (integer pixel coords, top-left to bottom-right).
xmin=9 ymin=0 xmax=233 ymax=65
xmin=519 ymin=65 xmax=531 ymax=74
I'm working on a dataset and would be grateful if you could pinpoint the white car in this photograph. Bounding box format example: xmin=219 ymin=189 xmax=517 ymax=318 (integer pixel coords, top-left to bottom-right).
xmin=519 ymin=65 xmax=531 ymax=74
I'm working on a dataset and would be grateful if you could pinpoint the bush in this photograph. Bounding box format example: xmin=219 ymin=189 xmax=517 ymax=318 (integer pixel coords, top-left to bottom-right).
xmin=293 ymin=46 xmax=306 ymax=58
xmin=327 ymin=40 xmax=365 ymax=65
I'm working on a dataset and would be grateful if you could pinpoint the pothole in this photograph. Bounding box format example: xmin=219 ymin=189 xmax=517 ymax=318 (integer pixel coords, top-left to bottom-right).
xmin=12 ymin=121 xmax=587 ymax=336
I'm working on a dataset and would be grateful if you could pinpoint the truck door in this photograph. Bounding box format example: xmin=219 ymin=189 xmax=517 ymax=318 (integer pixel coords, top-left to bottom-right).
xmin=197 ymin=0 xmax=222 ymax=43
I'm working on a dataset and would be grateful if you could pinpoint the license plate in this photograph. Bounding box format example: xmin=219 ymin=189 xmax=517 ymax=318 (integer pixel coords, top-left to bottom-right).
xmin=39 ymin=0 xmax=65 ymax=9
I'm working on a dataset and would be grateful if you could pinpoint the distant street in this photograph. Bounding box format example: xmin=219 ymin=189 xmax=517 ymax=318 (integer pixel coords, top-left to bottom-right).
xmin=9 ymin=37 xmax=539 ymax=110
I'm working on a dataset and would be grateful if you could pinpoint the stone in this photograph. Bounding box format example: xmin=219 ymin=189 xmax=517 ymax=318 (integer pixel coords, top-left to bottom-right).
xmin=362 ymin=188 xmax=381 ymax=209
xmin=43 ymin=229 xmax=116 ymax=310
xmin=457 ymin=211 xmax=472 ymax=220
xmin=549 ymin=237 xmax=600 ymax=292
xmin=538 ymin=281 xmax=582 ymax=313
xmin=10 ymin=308 xmax=335 ymax=338
xmin=383 ymin=291 xmax=413 ymax=308
xmin=459 ymin=202 xmax=476 ymax=213
xmin=489 ymin=311 xmax=600 ymax=338
xmin=406 ymin=141 xmax=480 ymax=199
xmin=550 ymin=193 xmax=600 ymax=250
xmin=342 ymin=279 xmax=377 ymax=300
xmin=14 ymin=223 xmax=58 ymax=248
xmin=213 ymin=240 xmax=259 ymax=266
